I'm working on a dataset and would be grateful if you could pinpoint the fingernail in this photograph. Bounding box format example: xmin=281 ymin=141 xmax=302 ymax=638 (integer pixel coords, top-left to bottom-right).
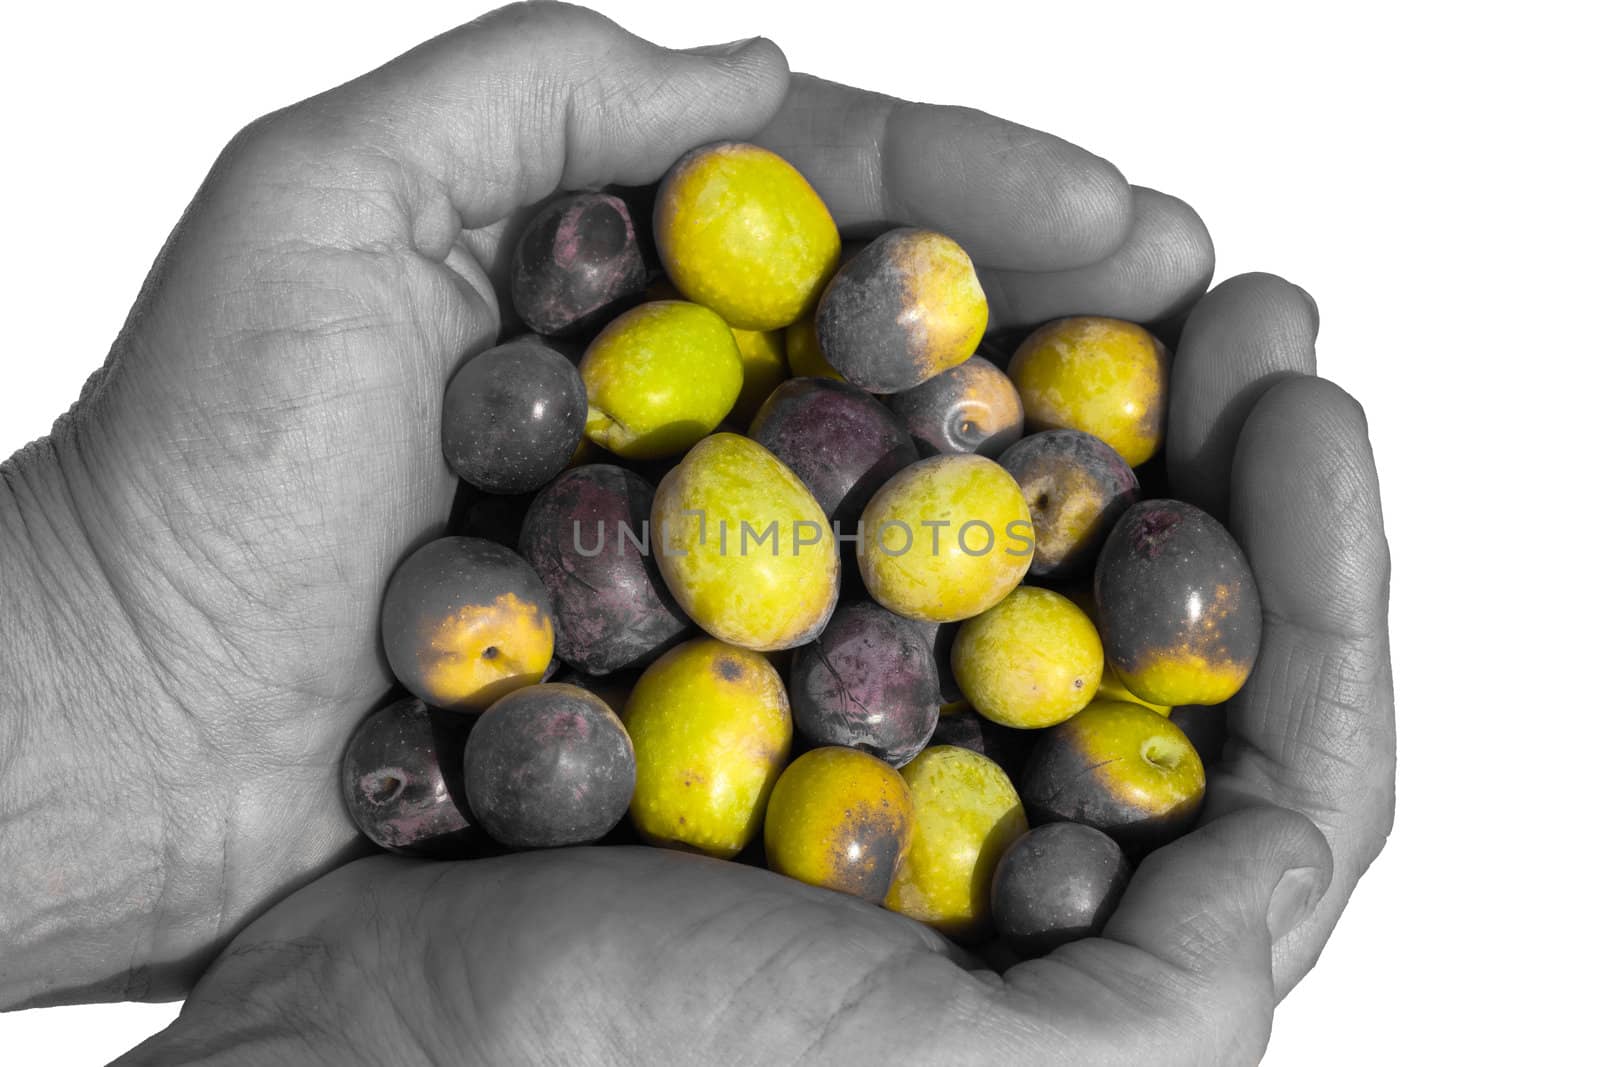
xmin=682 ymin=37 xmax=759 ymax=58
xmin=1267 ymin=866 xmax=1325 ymax=943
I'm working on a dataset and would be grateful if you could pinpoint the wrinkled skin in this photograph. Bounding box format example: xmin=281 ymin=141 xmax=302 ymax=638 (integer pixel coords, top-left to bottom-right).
xmin=0 ymin=4 xmax=1392 ymax=1064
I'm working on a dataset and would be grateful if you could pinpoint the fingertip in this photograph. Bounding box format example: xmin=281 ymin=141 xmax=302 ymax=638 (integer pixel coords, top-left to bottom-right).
xmin=1291 ymin=281 xmax=1321 ymax=336
xmin=678 ymin=34 xmax=791 ymax=92
xmin=879 ymin=98 xmax=1134 ymax=269
xmin=1136 ymin=804 xmax=1332 ymax=908
xmin=1142 ymin=187 xmax=1216 ymax=300
xmin=978 ymin=186 xmax=1214 ymax=328
xmin=1166 ymin=272 xmax=1320 ymax=514
xmin=1244 ymin=373 xmax=1373 ymax=457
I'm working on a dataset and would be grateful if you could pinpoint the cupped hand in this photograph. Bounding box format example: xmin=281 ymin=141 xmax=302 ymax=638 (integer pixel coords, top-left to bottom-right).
xmin=120 ymin=327 xmax=1390 ymax=1061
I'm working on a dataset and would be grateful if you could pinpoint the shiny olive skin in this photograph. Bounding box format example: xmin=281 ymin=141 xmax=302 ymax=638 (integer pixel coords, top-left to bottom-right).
xmin=441 ymin=336 xmax=587 ymax=495
xmin=763 ymin=746 xmax=914 ymax=903
xmin=1094 ymin=499 xmax=1262 ymax=707
xmin=749 ymin=378 xmax=919 ymax=526
xmin=463 ymin=684 xmax=635 ymax=849
xmin=519 ymin=464 xmax=689 ymax=675
xmin=886 ymin=356 xmax=1022 ymax=459
xmin=990 ymin=822 xmax=1130 ymax=956
xmin=510 ymin=191 xmax=650 ymax=336
xmin=340 ymin=696 xmax=491 ymax=858
xmin=380 ymin=537 xmax=557 ymax=712
xmin=1019 ymin=699 xmax=1205 ymax=854
xmin=789 ymin=600 xmax=941 ymax=767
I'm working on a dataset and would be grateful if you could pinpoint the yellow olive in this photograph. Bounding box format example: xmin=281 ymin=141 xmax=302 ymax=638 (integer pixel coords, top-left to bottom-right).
xmin=885 ymin=745 xmax=1027 ymax=940
xmin=580 ymin=301 xmax=743 ymax=459
xmin=652 ymin=434 xmax=840 ymax=651
xmin=784 ymin=313 xmax=845 ymax=381
xmin=380 ymin=537 xmax=555 ymax=712
xmin=952 ymin=586 xmax=1103 ymax=729
xmin=623 ymin=639 xmax=791 ymax=858
xmin=1094 ymin=500 xmax=1261 ymax=706
xmin=729 ymin=327 xmax=789 ymax=427
xmin=1009 ymin=317 xmax=1169 ymax=468
xmin=815 ymin=228 xmax=988 ymax=393
xmin=857 ymin=454 xmax=1034 ymax=623
xmin=655 ymin=142 xmax=840 ymax=330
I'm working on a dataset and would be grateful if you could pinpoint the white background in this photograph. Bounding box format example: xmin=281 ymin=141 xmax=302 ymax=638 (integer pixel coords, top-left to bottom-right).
xmin=1 ymin=1 xmax=1592 ymax=1063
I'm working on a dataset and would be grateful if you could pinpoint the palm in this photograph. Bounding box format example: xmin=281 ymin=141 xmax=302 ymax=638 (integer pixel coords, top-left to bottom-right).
xmin=73 ymin=126 xmax=540 ymax=906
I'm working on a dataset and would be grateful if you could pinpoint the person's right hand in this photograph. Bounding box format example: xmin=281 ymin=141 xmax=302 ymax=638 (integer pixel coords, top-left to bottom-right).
xmin=117 ymin=275 xmax=1392 ymax=1067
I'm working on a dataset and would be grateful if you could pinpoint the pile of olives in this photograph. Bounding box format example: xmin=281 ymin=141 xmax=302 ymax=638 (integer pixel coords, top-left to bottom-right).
xmin=342 ymin=142 xmax=1261 ymax=957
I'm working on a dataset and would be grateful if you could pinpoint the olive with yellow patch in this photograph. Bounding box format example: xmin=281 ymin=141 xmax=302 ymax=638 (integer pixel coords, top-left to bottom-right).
xmin=887 ymin=356 xmax=1023 ymax=459
xmin=952 ymin=586 xmax=1103 ymax=729
xmin=579 ymin=301 xmax=743 ymax=459
xmin=815 ymin=228 xmax=988 ymax=394
xmin=1096 ymin=662 xmax=1172 ymax=715
xmin=1008 ymin=317 xmax=1170 ymax=468
xmin=728 ymin=326 xmax=789 ymax=428
xmin=857 ymin=454 xmax=1034 ymax=623
xmin=763 ymin=747 xmax=914 ymax=903
xmin=652 ymin=434 xmax=840 ymax=651
xmin=885 ymin=745 xmax=1028 ymax=940
xmin=380 ymin=536 xmax=556 ymax=712
xmin=998 ymin=429 xmax=1140 ymax=578
xmin=1018 ymin=699 xmax=1204 ymax=854
xmin=1062 ymin=587 xmax=1171 ymax=715
xmin=1095 ymin=499 xmax=1261 ymax=706
xmin=655 ymin=142 xmax=840 ymax=330
xmin=623 ymin=639 xmax=792 ymax=858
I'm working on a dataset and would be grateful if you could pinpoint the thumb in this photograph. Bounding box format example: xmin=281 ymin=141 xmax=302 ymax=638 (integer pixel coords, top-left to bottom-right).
xmin=233 ymin=2 xmax=791 ymax=230
xmin=1006 ymin=804 xmax=1333 ymax=1065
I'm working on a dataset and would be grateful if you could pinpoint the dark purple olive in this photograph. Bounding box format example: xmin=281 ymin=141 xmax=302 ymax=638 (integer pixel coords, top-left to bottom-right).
xmin=441 ymin=336 xmax=586 ymax=495
xmin=519 ymin=464 xmax=691 ymax=675
xmin=340 ymin=697 xmax=491 ymax=858
xmin=748 ymin=378 xmax=919 ymax=527
xmin=999 ymin=429 xmax=1140 ymax=578
xmin=789 ymin=601 xmax=940 ymax=767
xmin=464 ymin=683 xmax=635 ymax=848
xmin=511 ymin=191 xmax=650 ymax=336
xmin=991 ymin=822 xmax=1130 ymax=956
xmin=886 ymin=356 xmax=1023 ymax=458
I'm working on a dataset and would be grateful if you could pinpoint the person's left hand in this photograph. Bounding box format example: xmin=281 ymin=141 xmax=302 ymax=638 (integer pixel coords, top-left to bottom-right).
xmin=2 ymin=1 xmax=1215 ymax=1007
